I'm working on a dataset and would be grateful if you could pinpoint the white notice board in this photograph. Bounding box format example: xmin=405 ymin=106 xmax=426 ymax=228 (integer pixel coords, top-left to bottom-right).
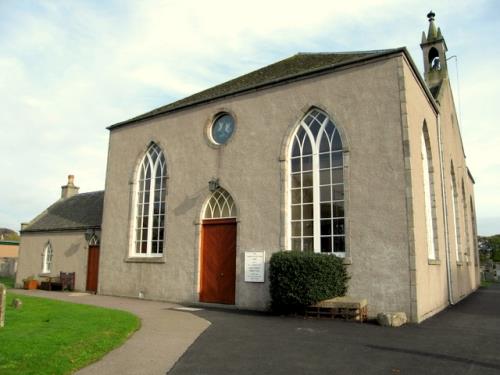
xmin=244 ymin=251 xmax=265 ymax=282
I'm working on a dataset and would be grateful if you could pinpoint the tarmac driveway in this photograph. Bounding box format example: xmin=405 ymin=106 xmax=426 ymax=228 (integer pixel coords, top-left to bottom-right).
xmin=170 ymin=284 xmax=500 ymax=375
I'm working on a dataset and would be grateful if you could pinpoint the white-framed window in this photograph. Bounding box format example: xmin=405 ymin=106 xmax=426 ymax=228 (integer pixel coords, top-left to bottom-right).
xmin=421 ymin=126 xmax=437 ymax=260
xmin=131 ymin=143 xmax=167 ymax=257
xmin=450 ymin=165 xmax=461 ymax=262
xmin=288 ymin=109 xmax=345 ymax=255
xmin=204 ymin=188 xmax=237 ymax=219
xmin=42 ymin=242 xmax=53 ymax=274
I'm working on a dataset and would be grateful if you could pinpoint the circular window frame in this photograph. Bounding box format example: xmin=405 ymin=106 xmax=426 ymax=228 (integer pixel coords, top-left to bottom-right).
xmin=206 ymin=111 xmax=236 ymax=147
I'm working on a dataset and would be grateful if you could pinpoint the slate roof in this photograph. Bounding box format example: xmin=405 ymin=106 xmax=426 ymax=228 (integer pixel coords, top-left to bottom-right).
xmin=109 ymin=48 xmax=406 ymax=129
xmin=22 ymin=191 xmax=104 ymax=233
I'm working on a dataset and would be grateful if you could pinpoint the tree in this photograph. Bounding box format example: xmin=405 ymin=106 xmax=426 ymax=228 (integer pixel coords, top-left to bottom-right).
xmin=478 ymin=234 xmax=500 ymax=262
xmin=0 ymin=228 xmax=20 ymax=241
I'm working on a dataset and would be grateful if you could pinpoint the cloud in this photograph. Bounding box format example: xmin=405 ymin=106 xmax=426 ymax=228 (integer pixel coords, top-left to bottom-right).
xmin=0 ymin=0 xmax=498 ymax=237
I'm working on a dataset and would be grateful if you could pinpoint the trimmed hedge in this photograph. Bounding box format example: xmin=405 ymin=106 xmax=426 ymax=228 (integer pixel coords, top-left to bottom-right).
xmin=269 ymin=251 xmax=349 ymax=314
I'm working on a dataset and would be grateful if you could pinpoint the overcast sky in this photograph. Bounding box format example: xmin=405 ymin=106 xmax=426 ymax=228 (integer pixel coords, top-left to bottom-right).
xmin=0 ymin=0 xmax=499 ymax=235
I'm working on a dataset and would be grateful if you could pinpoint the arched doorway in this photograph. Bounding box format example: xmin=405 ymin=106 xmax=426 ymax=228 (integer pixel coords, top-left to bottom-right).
xmin=86 ymin=233 xmax=100 ymax=293
xmin=199 ymin=188 xmax=237 ymax=304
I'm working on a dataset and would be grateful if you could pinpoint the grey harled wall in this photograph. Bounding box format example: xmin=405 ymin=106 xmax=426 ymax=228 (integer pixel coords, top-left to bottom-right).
xmin=99 ymin=54 xmax=411 ymax=315
xmin=16 ymin=231 xmax=93 ymax=291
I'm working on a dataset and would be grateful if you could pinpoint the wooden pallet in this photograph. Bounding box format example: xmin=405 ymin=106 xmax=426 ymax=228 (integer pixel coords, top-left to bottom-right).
xmin=306 ymin=297 xmax=368 ymax=322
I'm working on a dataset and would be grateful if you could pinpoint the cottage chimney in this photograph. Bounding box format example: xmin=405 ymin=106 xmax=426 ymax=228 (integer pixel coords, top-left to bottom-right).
xmin=61 ymin=174 xmax=79 ymax=199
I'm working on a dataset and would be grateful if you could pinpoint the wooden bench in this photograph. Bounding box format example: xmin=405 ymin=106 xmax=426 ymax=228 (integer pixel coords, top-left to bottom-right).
xmin=40 ymin=272 xmax=75 ymax=291
xmin=306 ymin=297 xmax=368 ymax=322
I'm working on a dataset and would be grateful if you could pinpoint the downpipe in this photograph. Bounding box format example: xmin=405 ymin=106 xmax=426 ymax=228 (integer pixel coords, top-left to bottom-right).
xmin=437 ymin=113 xmax=454 ymax=305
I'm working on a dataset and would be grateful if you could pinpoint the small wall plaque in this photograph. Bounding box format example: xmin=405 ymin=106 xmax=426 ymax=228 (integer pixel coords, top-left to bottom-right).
xmin=245 ymin=251 xmax=265 ymax=283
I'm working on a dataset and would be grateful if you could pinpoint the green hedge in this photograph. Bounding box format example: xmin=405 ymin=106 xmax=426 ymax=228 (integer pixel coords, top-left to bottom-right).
xmin=269 ymin=251 xmax=349 ymax=314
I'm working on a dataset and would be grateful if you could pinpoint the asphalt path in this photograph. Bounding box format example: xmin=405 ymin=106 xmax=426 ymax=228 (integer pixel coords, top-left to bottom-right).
xmin=170 ymin=284 xmax=500 ymax=375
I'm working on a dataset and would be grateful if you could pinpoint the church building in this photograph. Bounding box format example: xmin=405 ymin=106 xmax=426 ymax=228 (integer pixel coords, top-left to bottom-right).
xmin=17 ymin=13 xmax=479 ymax=322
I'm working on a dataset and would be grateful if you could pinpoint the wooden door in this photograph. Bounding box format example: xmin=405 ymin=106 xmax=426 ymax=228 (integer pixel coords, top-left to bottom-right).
xmin=200 ymin=218 xmax=236 ymax=304
xmin=86 ymin=245 xmax=100 ymax=293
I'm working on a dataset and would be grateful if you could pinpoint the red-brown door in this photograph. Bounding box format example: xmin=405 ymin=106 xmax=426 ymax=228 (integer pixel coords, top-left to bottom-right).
xmin=86 ymin=245 xmax=100 ymax=293
xmin=200 ymin=218 xmax=236 ymax=304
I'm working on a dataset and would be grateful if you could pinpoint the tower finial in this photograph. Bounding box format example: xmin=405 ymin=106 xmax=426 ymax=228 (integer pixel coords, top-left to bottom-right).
xmin=426 ymin=10 xmax=438 ymax=41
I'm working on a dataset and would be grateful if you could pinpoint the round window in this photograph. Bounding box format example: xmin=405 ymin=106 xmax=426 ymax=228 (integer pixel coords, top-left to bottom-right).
xmin=211 ymin=113 xmax=235 ymax=145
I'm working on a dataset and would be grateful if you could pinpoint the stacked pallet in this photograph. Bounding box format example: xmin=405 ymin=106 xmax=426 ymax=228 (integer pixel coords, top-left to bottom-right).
xmin=306 ymin=296 xmax=368 ymax=322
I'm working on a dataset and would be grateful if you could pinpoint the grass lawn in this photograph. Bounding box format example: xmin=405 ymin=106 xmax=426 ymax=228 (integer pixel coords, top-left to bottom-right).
xmin=480 ymin=279 xmax=498 ymax=288
xmin=0 ymin=276 xmax=15 ymax=288
xmin=0 ymin=292 xmax=140 ymax=375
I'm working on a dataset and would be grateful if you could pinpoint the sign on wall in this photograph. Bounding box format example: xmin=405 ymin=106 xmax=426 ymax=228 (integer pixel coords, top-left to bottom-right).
xmin=244 ymin=251 xmax=265 ymax=282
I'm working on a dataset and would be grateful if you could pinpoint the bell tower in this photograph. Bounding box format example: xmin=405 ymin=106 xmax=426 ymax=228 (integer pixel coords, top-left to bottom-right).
xmin=420 ymin=11 xmax=448 ymax=87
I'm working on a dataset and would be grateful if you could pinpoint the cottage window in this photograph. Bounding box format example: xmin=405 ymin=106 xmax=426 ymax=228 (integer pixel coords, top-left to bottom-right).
xmin=132 ymin=143 xmax=167 ymax=256
xmin=288 ymin=109 xmax=345 ymax=255
xmin=42 ymin=242 xmax=53 ymax=273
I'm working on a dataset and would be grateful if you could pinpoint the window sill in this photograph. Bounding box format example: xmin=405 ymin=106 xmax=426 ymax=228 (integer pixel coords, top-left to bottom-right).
xmin=343 ymin=257 xmax=352 ymax=265
xmin=428 ymin=259 xmax=441 ymax=265
xmin=125 ymin=257 xmax=165 ymax=264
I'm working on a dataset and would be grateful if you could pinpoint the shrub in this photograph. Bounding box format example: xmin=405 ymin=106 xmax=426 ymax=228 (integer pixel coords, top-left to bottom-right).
xmin=269 ymin=250 xmax=349 ymax=314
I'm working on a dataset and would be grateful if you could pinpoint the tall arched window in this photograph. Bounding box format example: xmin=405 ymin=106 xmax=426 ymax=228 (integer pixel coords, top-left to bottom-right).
xmin=462 ymin=181 xmax=470 ymax=263
xmin=132 ymin=143 xmax=167 ymax=256
xmin=288 ymin=109 xmax=345 ymax=255
xmin=450 ymin=164 xmax=461 ymax=262
xmin=42 ymin=242 xmax=53 ymax=273
xmin=421 ymin=124 xmax=438 ymax=260
xmin=470 ymin=196 xmax=478 ymax=266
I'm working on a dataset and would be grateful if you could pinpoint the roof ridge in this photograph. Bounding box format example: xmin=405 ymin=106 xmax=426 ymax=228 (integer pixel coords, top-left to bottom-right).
xmin=296 ymin=48 xmax=402 ymax=55
xmin=109 ymin=47 xmax=405 ymax=129
xmin=70 ymin=190 xmax=104 ymax=196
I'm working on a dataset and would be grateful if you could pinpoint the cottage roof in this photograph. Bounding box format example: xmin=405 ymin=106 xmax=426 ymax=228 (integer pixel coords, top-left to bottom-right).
xmin=109 ymin=48 xmax=409 ymax=129
xmin=22 ymin=191 xmax=104 ymax=233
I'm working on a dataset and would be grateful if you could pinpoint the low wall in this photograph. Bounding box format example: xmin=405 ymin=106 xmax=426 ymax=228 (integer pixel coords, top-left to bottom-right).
xmin=0 ymin=258 xmax=17 ymax=278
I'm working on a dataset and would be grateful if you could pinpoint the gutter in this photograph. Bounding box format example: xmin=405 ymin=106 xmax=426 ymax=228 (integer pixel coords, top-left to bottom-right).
xmin=437 ymin=112 xmax=454 ymax=305
xmin=20 ymin=226 xmax=101 ymax=235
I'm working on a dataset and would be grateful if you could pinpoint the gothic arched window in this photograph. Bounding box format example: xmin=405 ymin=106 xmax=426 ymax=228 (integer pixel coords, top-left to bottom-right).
xmin=132 ymin=143 xmax=167 ymax=256
xmin=461 ymin=181 xmax=470 ymax=263
xmin=470 ymin=196 xmax=478 ymax=266
xmin=204 ymin=188 xmax=237 ymax=219
xmin=289 ymin=109 xmax=345 ymax=255
xmin=450 ymin=164 xmax=461 ymax=262
xmin=42 ymin=242 xmax=53 ymax=273
xmin=421 ymin=124 xmax=438 ymax=260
